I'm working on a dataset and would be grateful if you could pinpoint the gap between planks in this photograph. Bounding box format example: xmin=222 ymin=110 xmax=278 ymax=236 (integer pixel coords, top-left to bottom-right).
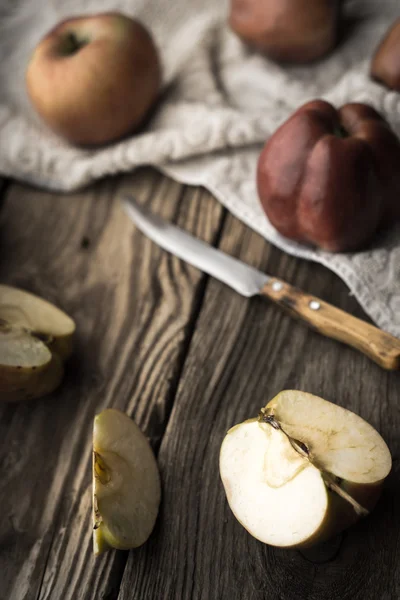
xmin=0 ymin=169 xmax=228 ymax=600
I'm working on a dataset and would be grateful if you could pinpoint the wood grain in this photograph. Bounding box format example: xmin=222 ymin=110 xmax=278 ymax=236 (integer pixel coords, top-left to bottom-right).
xmin=1 ymin=172 xmax=400 ymax=600
xmin=119 ymin=208 xmax=400 ymax=600
xmin=261 ymin=277 xmax=400 ymax=370
xmin=0 ymin=170 xmax=224 ymax=600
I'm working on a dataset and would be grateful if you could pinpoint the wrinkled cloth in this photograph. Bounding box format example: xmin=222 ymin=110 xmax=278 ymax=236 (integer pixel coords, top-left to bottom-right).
xmin=1 ymin=0 xmax=400 ymax=335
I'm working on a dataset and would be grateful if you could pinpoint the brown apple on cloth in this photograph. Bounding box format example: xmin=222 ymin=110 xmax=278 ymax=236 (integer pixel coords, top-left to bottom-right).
xmin=25 ymin=13 xmax=161 ymax=146
xmin=257 ymin=100 xmax=400 ymax=252
xmin=229 ymin=0 xmax=341 ymax=63
xmin=371 ymin=18 xmax=400 ymax=91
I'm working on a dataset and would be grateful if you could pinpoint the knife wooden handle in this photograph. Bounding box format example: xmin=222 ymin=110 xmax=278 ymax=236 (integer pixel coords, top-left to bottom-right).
xmin=261 ymin=278 xmax=400 ymax=370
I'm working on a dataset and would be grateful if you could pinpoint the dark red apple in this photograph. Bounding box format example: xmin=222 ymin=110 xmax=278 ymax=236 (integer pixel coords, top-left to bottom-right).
xmin=257 ymin=100 xmax=400 ymax=252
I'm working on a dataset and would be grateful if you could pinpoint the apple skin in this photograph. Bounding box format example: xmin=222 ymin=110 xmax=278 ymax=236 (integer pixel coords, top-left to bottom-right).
xmin=0 ymin=285 xmax=75 ymax=402
xmin=371 ymin=18 xmax=400 ymax=91
xmin=229 ymin=0 xmax=341 ymax=63
xmin=220 ymin=390 xmax=391 ymax=549
xmin=93 ymin=409 xmax=161 ymax=555
xmin=221 ymin=419 xmax=386 ymax=549
xmin=25 ymin=13 xmax=161 ymax=146
xmin=262 ymin=393 xmax=388 ymax=547
xmin=0 ymin=348 xmax=64 ymax=403
xmin=295 ymin=481 xmax=384 ymax=549
xmin=257 ymin=99 xmax=400 ymax=252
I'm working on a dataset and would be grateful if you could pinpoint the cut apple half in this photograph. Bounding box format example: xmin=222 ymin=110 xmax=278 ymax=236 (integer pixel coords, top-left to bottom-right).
xmin=93 ymin=409 xmax=161 ymax=555
xmin=219 ymin=390 xmax=392 ymax=548
xmin=0 ymin=285 xmax=75 ymax=401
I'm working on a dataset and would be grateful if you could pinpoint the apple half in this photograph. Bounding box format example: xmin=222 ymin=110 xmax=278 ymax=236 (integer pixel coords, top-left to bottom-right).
xmin=0 ymin=285 xmax=75 ymax=402
xmin=219 ymin=390 xmax=392 ymax=548
xmin=93 ymin=409 xmax=161 ymax=555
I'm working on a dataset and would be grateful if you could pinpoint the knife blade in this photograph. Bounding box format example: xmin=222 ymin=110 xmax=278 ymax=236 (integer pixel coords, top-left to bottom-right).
xmin=121 ymin=195 xmax=400 ymax=371
xmin=121 ymin=196 xmax=269 ymax=297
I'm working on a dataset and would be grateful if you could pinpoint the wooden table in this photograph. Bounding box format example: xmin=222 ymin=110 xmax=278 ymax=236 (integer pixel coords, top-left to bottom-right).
xmin=1 ymin=169 xmax=399 ymax=600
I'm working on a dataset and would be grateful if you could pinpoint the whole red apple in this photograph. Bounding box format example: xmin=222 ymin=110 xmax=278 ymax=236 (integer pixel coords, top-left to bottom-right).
xmin=257 ymin=100 xmax=400 ymax=252
xmin=25 ymin=13 xmax=161 ymax=146
xmin=229 ymin=0 xmax=341 ymax=63
xmin=370 ymin=18 xmax=400 ymax=91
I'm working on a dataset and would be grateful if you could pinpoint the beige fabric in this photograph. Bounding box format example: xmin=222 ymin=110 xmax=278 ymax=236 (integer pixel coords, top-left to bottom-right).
xmin=1 ymin=0 xmax=400 ymax=335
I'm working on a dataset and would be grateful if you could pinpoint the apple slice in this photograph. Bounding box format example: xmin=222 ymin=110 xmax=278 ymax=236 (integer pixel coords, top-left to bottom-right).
xmin=93 ymin=409 xmax=161 ymax=555
xmin=219 ymin=390 xmax=392 ymax=548
xmin=0 ymin=285 xmax=75 ymax=402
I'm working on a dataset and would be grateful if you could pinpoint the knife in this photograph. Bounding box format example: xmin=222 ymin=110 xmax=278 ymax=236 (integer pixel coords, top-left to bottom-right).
xmin=121 ymin=195 xmax=400 ymax=371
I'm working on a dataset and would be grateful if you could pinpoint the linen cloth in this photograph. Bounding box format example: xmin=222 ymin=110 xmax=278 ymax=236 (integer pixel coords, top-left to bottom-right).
xmin=1 ymin=0 xmax=400 ymax=335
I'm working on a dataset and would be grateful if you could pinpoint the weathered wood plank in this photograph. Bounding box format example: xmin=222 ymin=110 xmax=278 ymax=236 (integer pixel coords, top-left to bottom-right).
xmin=0 ymin=170 xmax=224 ymax=600
xmin=0 ymin=176 xmax=9 ymax=214
xmin=120 ymin=206 xmax=400 ymax=600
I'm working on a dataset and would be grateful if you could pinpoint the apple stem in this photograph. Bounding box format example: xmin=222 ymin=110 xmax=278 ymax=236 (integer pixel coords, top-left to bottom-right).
xmin=259 ymin=412 xmax=281 ymax=430
xmin=334 ymin=125 xmax=348 ymax=138
xmin=258 ymin=408 xmax=369 ymax=517
xmin=259 ymin=410 xmax=310 ymax=457
xmin=60 ymin=32 xmax=89 ymax=56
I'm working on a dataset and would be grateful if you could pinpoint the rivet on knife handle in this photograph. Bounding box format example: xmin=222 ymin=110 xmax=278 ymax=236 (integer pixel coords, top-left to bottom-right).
xmin=121 ymin=196 xmax=400 ymax=371
xmin=262 ymin=278 xmax=400 ymax=370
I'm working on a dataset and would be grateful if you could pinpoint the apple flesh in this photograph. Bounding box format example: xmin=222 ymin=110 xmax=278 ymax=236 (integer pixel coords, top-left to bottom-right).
xmin=0 ymin=285 xmax=75 ymax=402
xmin=93 ymin=409 xmax=161 ymax=555
xmin=26 ymin=13 xmax=161 ymax=146
xmin=219 ymin=390 xmax=391 ymax=548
